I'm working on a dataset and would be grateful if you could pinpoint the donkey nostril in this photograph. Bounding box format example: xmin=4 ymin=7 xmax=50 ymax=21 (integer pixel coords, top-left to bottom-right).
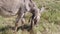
xmin=8 ymin=11 xmax=13 ymax=13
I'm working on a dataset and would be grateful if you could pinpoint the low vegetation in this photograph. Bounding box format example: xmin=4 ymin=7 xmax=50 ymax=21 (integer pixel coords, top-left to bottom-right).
xmin=0 ymin=0 xmax=60 ymax=34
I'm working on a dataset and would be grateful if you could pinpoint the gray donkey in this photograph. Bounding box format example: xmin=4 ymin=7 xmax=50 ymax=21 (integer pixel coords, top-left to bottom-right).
xmin=0 ymin=0 xmax=45 ymax=33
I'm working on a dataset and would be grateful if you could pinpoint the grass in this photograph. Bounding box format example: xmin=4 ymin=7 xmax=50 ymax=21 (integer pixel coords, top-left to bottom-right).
xmin=0 ymin=0 xmax=60 ymax=34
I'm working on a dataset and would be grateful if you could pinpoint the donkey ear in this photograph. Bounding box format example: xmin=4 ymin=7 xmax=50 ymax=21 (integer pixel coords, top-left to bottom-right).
xmin=40 ymin=6 xmax=45 ymax=13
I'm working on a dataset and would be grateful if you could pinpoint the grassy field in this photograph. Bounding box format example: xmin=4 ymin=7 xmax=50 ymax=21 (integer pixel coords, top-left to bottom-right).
xmin=0 ymin=0 xmax=60 ymax=34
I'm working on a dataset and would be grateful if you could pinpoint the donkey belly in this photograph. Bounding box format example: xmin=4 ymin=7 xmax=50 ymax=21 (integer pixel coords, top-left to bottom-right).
xmin=0 ymin=0 xmax=20 ymax=17
xmin=0 ymin=7 xmax=19 ymax=17
xmin=0 ymin=10 xmax=17 ymax=17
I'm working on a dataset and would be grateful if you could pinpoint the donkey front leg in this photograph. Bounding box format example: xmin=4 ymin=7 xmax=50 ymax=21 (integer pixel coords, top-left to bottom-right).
xmin=14 ymin=12 xmax=25 ymax=34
